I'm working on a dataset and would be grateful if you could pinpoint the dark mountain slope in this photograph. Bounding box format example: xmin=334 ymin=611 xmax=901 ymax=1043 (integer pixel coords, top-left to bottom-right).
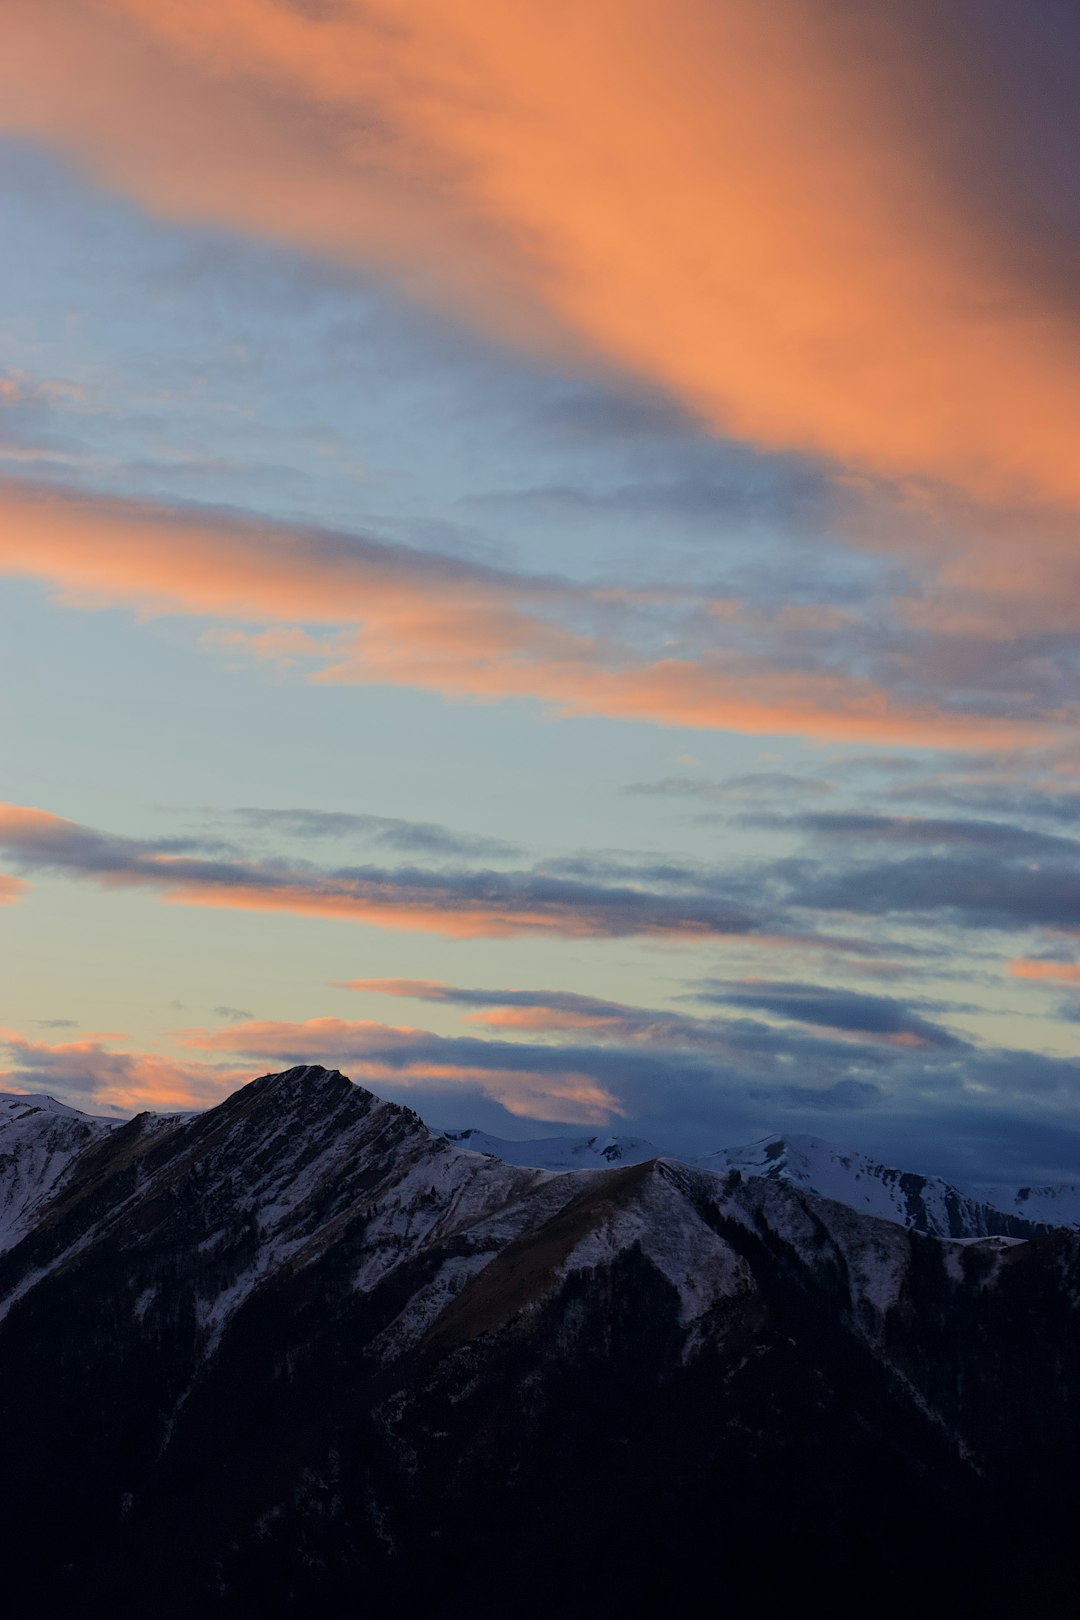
xmin=2 ymin=1068 xmax=1078 ymax=1618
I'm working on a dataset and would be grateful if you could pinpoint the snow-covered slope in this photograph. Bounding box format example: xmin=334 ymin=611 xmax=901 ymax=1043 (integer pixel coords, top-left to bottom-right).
xmin=439 ymin=1126 xmax=659 ymax=1172
xmin=695 ymin=1132 xmax=1052 ymax=1238
xmin=968 ymin=1179 xmax=1080 ymax=1229
xmin=0 ymin=1092 xmax=116 ymax=1255
xmin=436 ymin=1124 xmax=1078 ymax=1236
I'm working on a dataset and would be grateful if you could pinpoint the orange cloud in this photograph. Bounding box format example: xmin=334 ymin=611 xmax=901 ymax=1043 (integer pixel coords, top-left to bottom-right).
xmin=463 ymin=1007 xmax=628 ymax=1035
xmin=332 ymin=973 xmax=945 ymax=1051
xmin=0 ymin=874 xmax=28 ymax=905
xmin=157 ymin=880 xmax=706 ymax=941
xmin=0 ymin=479 xmax=1052 ymax=748
xmin=361 ymin=1065 xmax=620 ymax=1125
xmin=3 ymin=1 xmax=1078 ymax=506
xmin=1009 ymin=959 xmax=1080 ymax=985
xmin=0 ymin=1026 xmax=244 ymax=1113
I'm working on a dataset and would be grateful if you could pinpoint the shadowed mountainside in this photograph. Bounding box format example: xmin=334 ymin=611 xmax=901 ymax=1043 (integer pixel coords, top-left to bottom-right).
xmin=2 ymin=1067 xmax=1079 ymax=1618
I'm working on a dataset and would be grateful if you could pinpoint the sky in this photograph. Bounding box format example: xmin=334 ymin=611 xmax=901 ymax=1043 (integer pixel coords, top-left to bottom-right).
xmin=3 ymin=0 xmax=1080 ymax=1187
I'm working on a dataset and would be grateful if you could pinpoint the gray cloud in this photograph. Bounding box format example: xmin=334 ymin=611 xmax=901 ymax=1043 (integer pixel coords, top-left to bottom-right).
xmin=233 ymin=807 xmax=523 ymax=860
xmin=761 ymin=810 xmax=1080 ymax=859
xmin=692 ymin=979 xmax=961 ymax=1048
xmin=341 ymin=976 xmax=962 ymax=1054
xmin=792 ymin=853 xmax=1080 ymax=934
xmin=626 ymin=772 xmax=835 ymax=804
xmin=749 ymin=1078 xmax=884 ymax=1112
xmin=0 ymin=805 xmax=762 ymax=941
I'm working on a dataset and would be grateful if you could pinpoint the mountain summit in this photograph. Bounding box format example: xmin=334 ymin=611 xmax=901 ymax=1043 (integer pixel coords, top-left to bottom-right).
xmin=2 ymin=1069 xmax=1079 ymax=1617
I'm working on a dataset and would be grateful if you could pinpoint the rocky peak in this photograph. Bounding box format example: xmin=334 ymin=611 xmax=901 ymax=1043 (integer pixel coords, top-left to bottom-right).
xmin=247 ymin=1063 xmax=353 ymax=1098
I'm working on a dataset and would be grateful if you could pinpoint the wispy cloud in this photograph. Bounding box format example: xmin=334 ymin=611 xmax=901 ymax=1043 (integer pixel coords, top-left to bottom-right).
xmin=0 ymin=802 xmax=762 ymax=941
xmin=627 ymin=772 xmax=835 ymax=806
xmin=750 ymin=811 xmax=1080 ymax=860
xmin=691 ymin=979 xmax=961 ymax=1049
xmin=339 ymin=975 xmax=960 ymax=1051
xmin=0 ymin=477 xmax=1049 ymax=747
xmin=231 ymin=807 xmax=523 ymax=860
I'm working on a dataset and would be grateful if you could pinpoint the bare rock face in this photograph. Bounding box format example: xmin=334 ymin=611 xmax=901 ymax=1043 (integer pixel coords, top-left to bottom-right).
xmin=2 ymin=1067 xmax=1079 ymax=1619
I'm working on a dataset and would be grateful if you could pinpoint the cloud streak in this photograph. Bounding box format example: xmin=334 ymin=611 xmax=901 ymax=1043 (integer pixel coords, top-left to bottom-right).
xmin=0 ymin=802 xmax=761 ymax=941
xmin=338 ymin=975 xmax=961 ymax=1053
xmin=231 ymin=807 xmax=522 ymax=861
xmin=691 ymin=979 xmax=960 ymax=1049
xmin=0 ymin=478 xmax=1054 ymax=748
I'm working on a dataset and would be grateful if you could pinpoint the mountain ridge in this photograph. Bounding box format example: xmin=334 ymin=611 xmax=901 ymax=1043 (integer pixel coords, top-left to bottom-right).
xmin=2 ymin=1065 xmax=1080 ymax=1616
xmin=5 ymin=1085 xmax=1071 ymax=1252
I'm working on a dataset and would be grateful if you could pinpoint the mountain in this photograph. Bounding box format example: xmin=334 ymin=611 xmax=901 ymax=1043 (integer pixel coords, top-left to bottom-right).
xmin=440 ymin=1124 xmax=659 ymax=1170
xmin=695 ymin=1131 xmax=1056 ymax=1238
xmin=0 ymin=1090 xmax=116 ymax=1254
xmin=968 ymin=1177 xmax=1080 ymax=1229
xmin=439 ymin=1123 xmax=1066 ymax=1239
xmin=2 ymin=1067 xmax=1080 ymax=1618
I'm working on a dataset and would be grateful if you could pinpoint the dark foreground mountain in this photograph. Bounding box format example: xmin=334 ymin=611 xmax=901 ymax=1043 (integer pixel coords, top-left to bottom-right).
xmin=2 ymin=1069 xmax=1080 ymax=1619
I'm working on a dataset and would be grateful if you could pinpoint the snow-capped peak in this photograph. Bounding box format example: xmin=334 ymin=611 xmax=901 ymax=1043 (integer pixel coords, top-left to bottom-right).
xmin=0 ymin=1090 xmax=118 ymax=1255
xmin=0 ymin=1092 xmax=100 ymax=1123
xmin=965 ymin=1178 xmax=1080 ymax=1229
xmin=695 ymin=1132 xmax=1060 ymax=1238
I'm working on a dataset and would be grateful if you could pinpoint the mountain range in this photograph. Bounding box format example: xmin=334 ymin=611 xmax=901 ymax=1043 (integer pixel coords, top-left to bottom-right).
xmin=440 ymin=1119 xmax=1077 ymax=1238
xmin=3 ymin=1070 xmax=1079 ymax=1617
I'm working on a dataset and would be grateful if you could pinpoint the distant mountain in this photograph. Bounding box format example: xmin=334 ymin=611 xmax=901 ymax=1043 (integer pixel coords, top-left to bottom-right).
xmin=968 ymin=1177 xmax=1080 ymax=1229
xmin=437 ymin=1122 xmax=1071 ymax=1239
xmin=0 ymin=1091 xmax=115 ymax=1254
xmin=695 ymin=1131 xmax=1057 ymax=1238
xmin=440 ymin=1125 xmax=659 ymax=1170
xmin=3 ymin=1069 xmax=1080 ymax=1618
